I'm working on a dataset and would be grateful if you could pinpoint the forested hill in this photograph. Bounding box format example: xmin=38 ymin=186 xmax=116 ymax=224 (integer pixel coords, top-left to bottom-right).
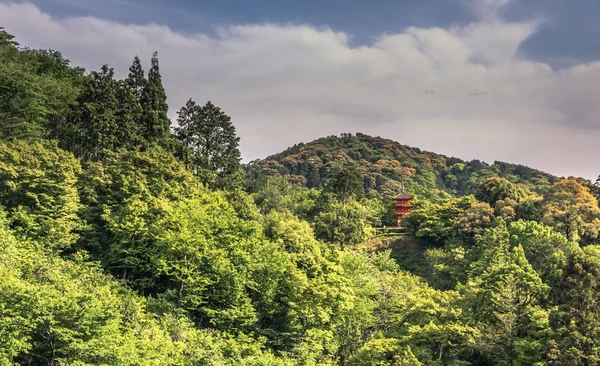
xmin=246 ymin=133 xmax=557 ymax=198
xmin=4 ymin=27 xmax=600 ymax=366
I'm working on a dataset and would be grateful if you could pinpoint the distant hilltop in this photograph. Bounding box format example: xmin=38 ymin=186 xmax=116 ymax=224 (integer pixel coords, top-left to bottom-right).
xmin=244 ymin=132 xmax=558 ymax=200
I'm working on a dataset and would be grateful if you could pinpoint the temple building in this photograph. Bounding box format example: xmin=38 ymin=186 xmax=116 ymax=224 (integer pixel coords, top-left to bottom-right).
xmin=393 ymin=188 xmax=413 ymax=227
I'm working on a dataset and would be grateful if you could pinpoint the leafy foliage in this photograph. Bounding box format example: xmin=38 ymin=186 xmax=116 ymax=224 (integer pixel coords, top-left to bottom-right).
xmin=175 ymin=99 xmax=242 ymax=189
xmin=541 ymin=179 xmax=600 ymax=242
xmin=0 ymin=140 xmax=81 ymax=250
xmin=140 ymin=51 xmax=172 ymax=145
xmin=2 ymin=28 xmax=600 ymax=366
xmin=245 ymin=133 xmax=557 ymax=199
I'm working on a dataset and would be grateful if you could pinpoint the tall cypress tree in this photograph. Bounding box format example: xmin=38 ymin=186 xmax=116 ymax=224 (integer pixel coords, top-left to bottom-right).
xmin=140 ymin=51 xmax=171 ymax=147
xmin=125 ymin=55 xmax=146 ymax=100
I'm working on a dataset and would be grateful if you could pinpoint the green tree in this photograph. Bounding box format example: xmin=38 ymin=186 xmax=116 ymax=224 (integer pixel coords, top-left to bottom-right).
xmin=372 ymin=270 xmax=475 ymax=364
xmin=63 ymin=65 xmax=143 ymax=159
xmin=0 ymin=44 xmax=82 ymax=140
xmin=0 ymin=208 xmax=184 ymax=365
xmin=0 ymin=27 xmax=19 ymax=47
xmin=325 ymin=164 xmax=364 ymax=203
xmin=466 ymin=222 xmax=550 ymax=365
xmin=507 ymin=220 xmax=576 ymax=283
xmin=475 ymin=177 xmax=523 ymax=206
xmin=261 ymin=210 xmax=344 ymax=362
xmin=174 ymin=100 xmax=242 ymax=189
xmin=313 ymin=195 xmax=371 ymax=249
xmin=150 ymin=196 xmax=263 ymax=329
xmin=548 ymin=247 xmax=600 ymax=365
xmin=125 ymin=55 xmax=147 ymax=100
xmin=453 ymin=201 xmax=495 ymax=245
xmin=140 ymin=51 xmax=171 ymax=147
xmin=349 ymin=339 xmax=423 ymax=366
xmin=251 ymin=175 xmax=319 ymax=219
xmin=0 ymin=140 xmax=81 ymax=250
xmin=542 ymin=179 xmax=600 ymax=242
xmin=0 ymin=205 xmax=291 ymax=365
xmin=76 ymin=147 xmax=201 ymax=291
xmin=515 ymin=193 xmax=543 ymax=221
xmin=404 ymin=196 xmax=474 ymax=246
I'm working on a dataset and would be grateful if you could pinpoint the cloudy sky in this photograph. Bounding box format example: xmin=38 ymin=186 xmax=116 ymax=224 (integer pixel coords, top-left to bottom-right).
xmin=1 ymin=0 xmax=599 ymax=179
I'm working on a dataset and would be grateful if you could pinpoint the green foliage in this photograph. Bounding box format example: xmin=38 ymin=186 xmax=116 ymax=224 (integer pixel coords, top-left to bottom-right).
xmin=475 ymin=177 xmax=523 ymax=205
xmin=77 ymin=147 xmax=201 ymax=290
xmin=175 ymin=99 xmax=243 ymax=189
xmin=125 ymin=55 xmax=147 ymax=100
xmin=0 ymin=42 xmax=83 ymax=140
xmin=245 ymin=133 xmax=557 ymax=199
xmin=465 ymin=222 xmax=550 ymax=365
xmin=404 ymin=196 xmax=474 ymax=246
xmin=542 ymin=179 xmax=600 ymax=242
xmin=324 ymin=164 xmax=364 ymax=202
xmin=0 ymin=27 xmax=19 ymax=47
xmin=348 ymin=339 xmax=422 ymax=366
xmin=373 ymin=270 xmax=475 ymax=365
xmin=423 ymin=239 xmax=468 ymax=289
xmin=2 ymin=29 xmax=600 ymax=366
xmin=0 ymin=140 xmax=81 ymax=250
xmin=150 ymin=195 xmax=269 ymax=330
xmin=140 ymin=51 xmax=172 ymax=147
xmin=453 ymin=201 xmax=495 ymax=245
xmin=313 ymin=195 xmax=372 ymax=249
xmin=0 ymin=207 xmax=290 ymax=365
xmin=548 ymin=247 xmax=600 ymax=364
xmin=61 ymin=65 xmax=144 ymax=158
xmin=507 ymin=220 xmax=575 ymax=283
xmin=515 ymin=194 xmax=543 ymax=221
xmin=251 ymin=175 xmax=320 ymax=219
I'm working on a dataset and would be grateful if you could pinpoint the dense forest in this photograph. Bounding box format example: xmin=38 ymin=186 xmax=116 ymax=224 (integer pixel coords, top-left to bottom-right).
xmin=2 ymin=27 xmax=600 ymax=365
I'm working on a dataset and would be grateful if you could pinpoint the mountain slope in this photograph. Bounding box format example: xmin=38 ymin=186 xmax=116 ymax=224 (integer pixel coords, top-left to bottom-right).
xmin=245 ymin=133 xmax=558 ymax=198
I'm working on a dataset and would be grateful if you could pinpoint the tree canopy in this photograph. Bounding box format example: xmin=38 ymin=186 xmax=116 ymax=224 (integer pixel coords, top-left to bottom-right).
xmin=1 ymin=27 xmax=600 ymax=366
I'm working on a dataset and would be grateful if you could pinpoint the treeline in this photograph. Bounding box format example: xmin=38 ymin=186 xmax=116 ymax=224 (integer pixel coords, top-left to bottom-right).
xmin=2 ymin=27 xmax=600 ymax=366
xmin=245 ymin=133 xmax=558 ymax=198
xmin=0 ymin=28 xmax=240 ymax=190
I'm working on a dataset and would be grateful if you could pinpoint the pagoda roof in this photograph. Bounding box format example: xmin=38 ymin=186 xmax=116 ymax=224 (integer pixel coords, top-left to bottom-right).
xmin=393 ymin=192 xmax=413 ymax=200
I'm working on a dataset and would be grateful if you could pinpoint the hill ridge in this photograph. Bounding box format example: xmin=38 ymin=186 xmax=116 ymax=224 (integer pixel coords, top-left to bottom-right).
xmin=245 ymin=132 xmax=558 ymax=198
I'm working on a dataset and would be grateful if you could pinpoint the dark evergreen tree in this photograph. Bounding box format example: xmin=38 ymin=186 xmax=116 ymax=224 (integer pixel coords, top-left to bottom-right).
xmin=325 ymin=164 xmax=364 ymax=202
xmin=125 ymin=55 xmax=146 ymax=100
xmin=308 ymin=167 xmax=321 ymax=188
xmin=63 ymin=65 xmax=143 ymax=159
xmin=115 ymin=80 xmax=143 ymax=148
xmin=65 ymin=65 xmax=120 ymax=159
xmin=140 ymin=51 xmax=171 ymax=147
xmin=0 ymin=27 xmax=18 ymax=47
xmin=174 ymin=98 xmax=198 ymax=167
xmin=174 ymin=100 xmax=242 ymax=189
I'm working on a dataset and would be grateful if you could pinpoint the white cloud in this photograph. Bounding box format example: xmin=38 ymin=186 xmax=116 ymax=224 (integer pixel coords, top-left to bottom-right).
xmin=1 ymin=1 xmax=599 ymax=179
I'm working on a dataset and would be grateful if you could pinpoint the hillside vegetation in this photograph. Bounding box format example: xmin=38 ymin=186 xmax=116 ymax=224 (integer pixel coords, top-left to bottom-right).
xmin=2 ymin=27 xmax=600 ymax=366
xmin=246 ymin=133 xmax=557 ymax=199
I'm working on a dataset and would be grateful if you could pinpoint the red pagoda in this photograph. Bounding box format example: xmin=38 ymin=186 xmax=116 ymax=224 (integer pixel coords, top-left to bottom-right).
xmin=393 ymin=180 xmax=413 ymax=227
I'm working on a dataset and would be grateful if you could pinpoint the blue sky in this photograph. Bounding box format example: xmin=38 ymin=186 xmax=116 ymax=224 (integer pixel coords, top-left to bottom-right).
xmin=24 ymin=0 xmax=600 ymax=68
xmin=2 ymin=0 xmax=600 ymax=179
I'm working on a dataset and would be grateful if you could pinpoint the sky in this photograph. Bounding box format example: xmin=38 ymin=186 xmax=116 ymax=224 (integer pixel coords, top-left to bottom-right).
xmin=1 ymin=0 xmax=599 ymax=179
